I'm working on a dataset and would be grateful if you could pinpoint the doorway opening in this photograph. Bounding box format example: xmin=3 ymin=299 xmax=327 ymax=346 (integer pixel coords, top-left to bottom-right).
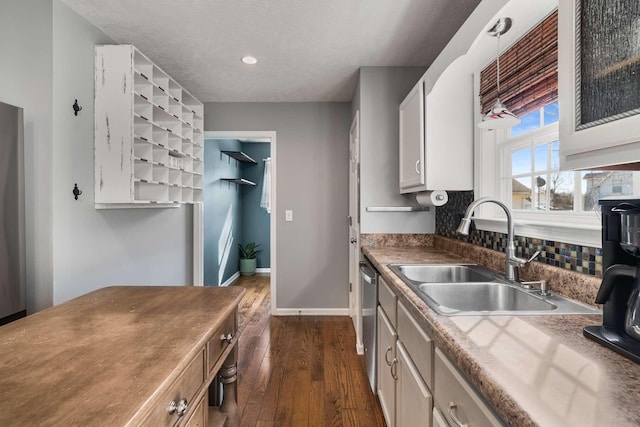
xmin=196 ymin=131 xmax=276 ymax=315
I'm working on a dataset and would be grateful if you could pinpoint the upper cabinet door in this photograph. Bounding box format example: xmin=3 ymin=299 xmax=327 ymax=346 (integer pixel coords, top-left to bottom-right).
xmin=399 ymin=80 xmax=426 ymax=192
xmin=559 ymin=0 xmax=640 ymax=170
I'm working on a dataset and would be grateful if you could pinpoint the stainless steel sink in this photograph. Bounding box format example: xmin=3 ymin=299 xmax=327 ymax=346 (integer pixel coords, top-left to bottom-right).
xmin=388 ymin=264 xmax=601 ymax=316
xmin=392 ymin=264 xmax=495 ymax=283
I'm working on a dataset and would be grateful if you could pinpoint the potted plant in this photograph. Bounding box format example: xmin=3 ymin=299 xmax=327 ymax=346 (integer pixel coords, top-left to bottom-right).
xmin=238 ymin=242 xmax=261 ymax=276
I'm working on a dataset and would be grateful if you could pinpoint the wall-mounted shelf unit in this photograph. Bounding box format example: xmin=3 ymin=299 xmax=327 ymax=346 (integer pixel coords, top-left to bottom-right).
xmin=220 ymin=150 xmax=257 ymax=189
xmin=94 ymin=45 xmax=204 ymax=208
xmin=220 ymin=151 xmax=257 ymax=164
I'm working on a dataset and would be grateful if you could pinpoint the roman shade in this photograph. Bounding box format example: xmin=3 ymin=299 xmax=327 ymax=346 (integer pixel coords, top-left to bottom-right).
xmin=479 ymin=10 xmax=558 ymax=117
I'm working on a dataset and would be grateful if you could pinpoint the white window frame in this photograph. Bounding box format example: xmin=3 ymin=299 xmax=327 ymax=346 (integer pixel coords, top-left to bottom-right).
xmin=472 ymin=73 xmax=602 ymax=248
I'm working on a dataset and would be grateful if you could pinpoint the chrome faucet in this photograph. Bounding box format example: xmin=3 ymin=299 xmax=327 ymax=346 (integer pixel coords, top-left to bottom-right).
xmin=456 ymin=197 xmax=538 ymax=282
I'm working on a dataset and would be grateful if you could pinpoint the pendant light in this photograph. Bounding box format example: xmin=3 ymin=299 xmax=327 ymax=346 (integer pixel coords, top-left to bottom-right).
xmin=478 ymin=17 xmax=521 ymax=129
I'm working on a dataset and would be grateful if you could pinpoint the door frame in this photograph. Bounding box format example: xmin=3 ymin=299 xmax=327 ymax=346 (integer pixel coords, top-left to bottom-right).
xmin=198 ymin=131 xmax=277 ymax=315
xmin=348 ymin=111 xmax=363 ymax=354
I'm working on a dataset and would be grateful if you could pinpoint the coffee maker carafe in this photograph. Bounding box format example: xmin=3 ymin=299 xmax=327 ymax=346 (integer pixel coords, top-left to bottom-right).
xmin=584 ymin=198 xmax=640 ymax=363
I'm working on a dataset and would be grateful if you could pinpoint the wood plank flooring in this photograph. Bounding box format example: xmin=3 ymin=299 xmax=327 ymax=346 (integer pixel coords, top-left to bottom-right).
xmin=233 ymin=275 xmax=386 ymax=427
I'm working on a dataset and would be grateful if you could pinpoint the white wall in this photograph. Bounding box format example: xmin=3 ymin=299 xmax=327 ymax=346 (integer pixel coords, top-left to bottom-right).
xmin=51 ymin=2 xmax=193 ymax=304
xmin=0 ymin=0 xmax=54 ymax=312
xmin=357 ymin=67 xmax=434 ymax=233
xmin=204 ymin=103 xmax=351 ymax=312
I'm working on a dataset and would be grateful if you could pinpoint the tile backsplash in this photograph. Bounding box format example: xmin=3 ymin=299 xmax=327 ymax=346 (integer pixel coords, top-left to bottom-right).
xmin=436 ymin=191 xmax=603 ymax=277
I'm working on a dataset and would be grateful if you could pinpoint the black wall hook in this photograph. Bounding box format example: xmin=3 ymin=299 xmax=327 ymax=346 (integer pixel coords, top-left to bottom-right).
xmin=73 ymin=99 xmax=82 ymax=116
xmin=72 ymin=183 xmax=82 ymax=200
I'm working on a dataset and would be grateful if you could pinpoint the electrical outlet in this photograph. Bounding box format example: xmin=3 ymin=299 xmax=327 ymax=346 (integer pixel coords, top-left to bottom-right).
xmin=285 ymin=210 xmax=293 ymax=221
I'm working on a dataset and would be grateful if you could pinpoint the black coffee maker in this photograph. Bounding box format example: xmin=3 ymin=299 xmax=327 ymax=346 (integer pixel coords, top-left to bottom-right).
xmin=584 ymin=197 xmax=640 ymax=363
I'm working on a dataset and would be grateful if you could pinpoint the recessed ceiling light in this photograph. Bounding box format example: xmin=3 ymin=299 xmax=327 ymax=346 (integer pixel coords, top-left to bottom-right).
xmin=241 ymin=56 xmax=258 ymax=65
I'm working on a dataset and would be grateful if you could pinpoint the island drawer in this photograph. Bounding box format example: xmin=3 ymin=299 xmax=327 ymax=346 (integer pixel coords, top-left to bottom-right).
xmin=208 ymin=309 xmax=237 ymax=373
xmin=144 ymin=348 xmax=205 ymax=426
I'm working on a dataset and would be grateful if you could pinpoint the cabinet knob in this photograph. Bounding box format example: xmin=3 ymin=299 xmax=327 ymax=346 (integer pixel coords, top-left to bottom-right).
xmin=167 ymin=398 xmax=188 ymax=417
xmin=221 ymin=333 xmax=233 ymax=344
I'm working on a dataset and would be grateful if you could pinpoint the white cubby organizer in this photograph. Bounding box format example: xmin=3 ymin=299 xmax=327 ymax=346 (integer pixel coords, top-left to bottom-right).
xmin=95 ymin=45 xmax=204 ymax=208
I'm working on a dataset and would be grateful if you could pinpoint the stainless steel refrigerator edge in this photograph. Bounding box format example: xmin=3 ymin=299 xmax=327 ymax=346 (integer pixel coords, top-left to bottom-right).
xmin=360 ymin=258 xmax=378 ymax=392
xmin=0 ymin=101 xmax=26 ymax=324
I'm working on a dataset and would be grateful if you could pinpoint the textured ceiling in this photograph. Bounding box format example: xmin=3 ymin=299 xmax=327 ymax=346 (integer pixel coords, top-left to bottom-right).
xmin=61 ymin=0 xmax=481 ymax=102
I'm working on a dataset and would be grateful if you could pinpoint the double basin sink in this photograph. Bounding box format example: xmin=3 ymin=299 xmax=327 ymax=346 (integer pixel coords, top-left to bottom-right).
xmin=388 ymin=264 xmax=600 ymax=316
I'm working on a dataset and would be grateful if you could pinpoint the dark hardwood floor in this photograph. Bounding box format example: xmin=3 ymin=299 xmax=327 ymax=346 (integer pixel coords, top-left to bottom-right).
xmin=233 ymin=275 xmax=386 ymax=427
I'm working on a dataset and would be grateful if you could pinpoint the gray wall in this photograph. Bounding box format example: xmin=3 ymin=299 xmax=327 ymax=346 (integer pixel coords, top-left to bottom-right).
xmin=240 ymin=142 xmax=271 ymax=269
xmin=51 ymin=1 xmax=193 ymax=304
xmin=204 ymin=103 xmax=350 ymax=311
xmin=203 ymin=139 xmax=242 ymax=286
xmin=1 ymin=1 xmax=194 ymax=309
xmin=357 ymin=67 xmax=435 ymax=233
xmin=0 ymin=0 xmax=54 ymax=312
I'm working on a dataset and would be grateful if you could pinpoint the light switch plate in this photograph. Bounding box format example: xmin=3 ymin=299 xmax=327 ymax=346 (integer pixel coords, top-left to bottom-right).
xmin=285 ymin=210 xmax=293 ymax=221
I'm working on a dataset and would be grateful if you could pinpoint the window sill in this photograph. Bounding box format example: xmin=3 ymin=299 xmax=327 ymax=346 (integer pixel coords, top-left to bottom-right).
xmin=473 ymin=217 xmax=601 ymax=248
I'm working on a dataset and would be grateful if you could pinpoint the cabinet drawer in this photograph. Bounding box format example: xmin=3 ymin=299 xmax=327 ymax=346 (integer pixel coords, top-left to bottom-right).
xmin=434 ymin=348 xmax=503 ymax=427
xmin=143 ymin=349 xmax=206 ymax=426
xmin=397 ymin=301 xmax=433 ymax=390
xmin=208 ymin=309 xmax=237 ymax=373
xmin=379 ymin=277 xmax=397 ymax=328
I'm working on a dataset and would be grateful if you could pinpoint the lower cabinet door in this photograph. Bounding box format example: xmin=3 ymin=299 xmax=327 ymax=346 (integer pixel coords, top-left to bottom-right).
xmin=397 ymin=342 xmax=433 ymax=427
xmin=433 ymin=407 xmax=450 ymax=427
xmin=377 ymin=306 xmax=397 ymax=427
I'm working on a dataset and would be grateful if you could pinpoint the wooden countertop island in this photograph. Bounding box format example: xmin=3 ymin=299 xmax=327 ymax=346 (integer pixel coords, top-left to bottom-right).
xmin=0 ymin=285 xmax=245 ymax=427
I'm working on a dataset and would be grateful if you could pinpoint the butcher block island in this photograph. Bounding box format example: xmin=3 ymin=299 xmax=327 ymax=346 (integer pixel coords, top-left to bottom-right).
xmin=0 ymin=286 xmax=245 ymax=426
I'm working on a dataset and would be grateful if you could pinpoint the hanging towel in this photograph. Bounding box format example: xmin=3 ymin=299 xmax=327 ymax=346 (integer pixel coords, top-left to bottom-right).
xmin=260 ymin=158 xmax=271 ymax=214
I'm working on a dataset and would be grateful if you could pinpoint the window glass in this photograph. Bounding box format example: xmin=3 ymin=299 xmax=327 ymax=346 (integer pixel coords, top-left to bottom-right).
xmin=549 ymin=171 xmax=574 ymax=211
xmin=512 ymin=177 xmax=532 ymax=209
xmin=582 ymin=171 xmax=636 ymax=211
xmin=510 ymin=110 xmax=541 ymax=137
xmin=543 ymin=101 xmax=559 ymax=125
xmin=551 ymin=140 xmax=560 ymax=168
xmin=512 ymin=148 xmax=531 ymax=176
xmin=534 ymin=144 xmax=548 ymax=172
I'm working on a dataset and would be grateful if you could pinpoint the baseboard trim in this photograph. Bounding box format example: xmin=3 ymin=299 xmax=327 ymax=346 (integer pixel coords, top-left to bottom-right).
xmin=355 ymin=342 xmax=364 ymax=355
xmin=256 ymin=268 xmax=271 ymax=274
xmin=219 ymin=272 xmax=240 ymax=287
xmin=275 ymin=308 xmax=350 ymax=316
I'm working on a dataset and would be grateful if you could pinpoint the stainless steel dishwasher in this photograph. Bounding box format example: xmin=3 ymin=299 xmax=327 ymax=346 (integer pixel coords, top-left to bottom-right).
xmin=360 ymin=258 xmax=378 ymax=393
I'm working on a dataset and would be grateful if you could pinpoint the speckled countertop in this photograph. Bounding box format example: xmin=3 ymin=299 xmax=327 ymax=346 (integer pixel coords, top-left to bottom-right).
xmin=363 ymin=245 xmax=640 ymax=427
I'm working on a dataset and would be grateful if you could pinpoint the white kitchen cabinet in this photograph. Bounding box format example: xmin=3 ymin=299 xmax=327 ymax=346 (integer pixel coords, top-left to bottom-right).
xmin=558 ymin=1 xmax=640 ymax=170
xmin=377 ymin=306 xmax=397 ymax=427
xmin=399 ymin=80 xmax=425 ymax=191
xmin=396 ymin=342 xmax=433 ymax=427
xmin=94 ymin=45 xmax=204 ymax=207
xmin=399 ymin=55 xmax=474 ymax=194
xmin=377 ymin=292 xmax=434 ymax=427
xmin=434 ymin=348 xmax=503 ymax=427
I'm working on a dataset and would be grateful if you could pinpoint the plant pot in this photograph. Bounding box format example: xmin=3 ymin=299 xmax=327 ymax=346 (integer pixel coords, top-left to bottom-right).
xmin=239 ymin=258 xmax=257 ymax=276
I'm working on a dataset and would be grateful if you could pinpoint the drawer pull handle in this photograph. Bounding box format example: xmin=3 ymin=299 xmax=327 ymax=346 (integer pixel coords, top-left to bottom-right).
xmin=415 ymin=160 xmax=421 ymax=175
xmin=167 ymin=398 xmax=188 ymax=417
xmin=384 ymin=346 xmax=393 ymax=366
xmin=448 ymin=402 xmax=469 ymax=427
xmin=221 ymin=333 xmax=233 ymax=344
xmin=390 ymin=358 xmax=398 ymax=380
